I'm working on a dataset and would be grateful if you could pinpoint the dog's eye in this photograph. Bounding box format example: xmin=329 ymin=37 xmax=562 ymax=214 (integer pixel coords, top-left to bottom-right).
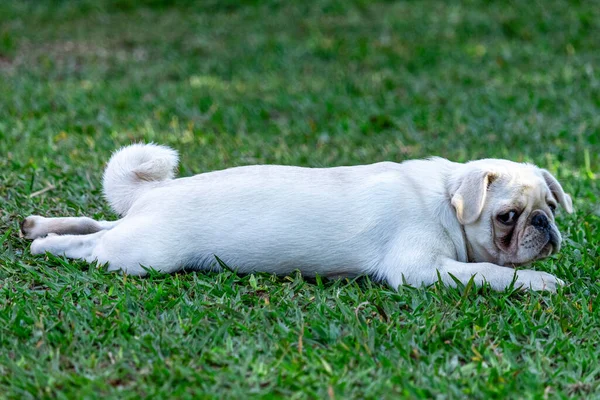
xmin=497 ymin=210 xmax=518 ymax=225
xmin=548 ymin=203 xmax=556 ymax=215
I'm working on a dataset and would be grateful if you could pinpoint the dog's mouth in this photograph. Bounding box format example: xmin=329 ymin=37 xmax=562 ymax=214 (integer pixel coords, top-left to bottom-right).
xmin=538 ymin=241 xmax=556 ymax=259
xmin=500 ymin=240 xmax=556 ymax=269
xmin=535 ymin=231 xmax=560 ymax=259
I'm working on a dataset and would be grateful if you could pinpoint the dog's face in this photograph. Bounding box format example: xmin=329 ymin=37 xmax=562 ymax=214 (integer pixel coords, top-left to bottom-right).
xmin=450 ymin=160 xmax=573 ymax=266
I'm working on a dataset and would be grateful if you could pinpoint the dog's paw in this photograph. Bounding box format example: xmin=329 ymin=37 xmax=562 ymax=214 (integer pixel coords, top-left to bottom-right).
xmin=20 ymin=215 xmax=49 ymax=239
xmin=515 ymin=270 xmax=564 ymax=293
xmin=30 ymin=233 xmax=60 ymax=255
xmin=30 ymin=236 xmax=48 ymax=255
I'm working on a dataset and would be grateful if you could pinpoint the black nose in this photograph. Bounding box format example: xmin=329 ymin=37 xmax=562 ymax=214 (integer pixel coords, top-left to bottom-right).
xmin=531 ymin=213 xmax=549 ymax=230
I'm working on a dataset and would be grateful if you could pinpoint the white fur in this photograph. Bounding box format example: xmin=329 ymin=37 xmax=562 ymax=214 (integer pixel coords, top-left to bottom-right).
xmin=23 ymin=144 xmax=571 ymax=292
xmin=102 ymin=143 xmax=178 ymax=216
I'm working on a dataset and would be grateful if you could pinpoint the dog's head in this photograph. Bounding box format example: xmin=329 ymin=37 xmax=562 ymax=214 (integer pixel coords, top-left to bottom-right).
xmin=449 ymin=159 xmax=573 ymax=266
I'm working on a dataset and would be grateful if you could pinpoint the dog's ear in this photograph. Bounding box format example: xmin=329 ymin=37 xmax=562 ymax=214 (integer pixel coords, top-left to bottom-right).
xmin=541 ymin=169 xmax=573 ymax=214
xmin=451 ymin=169 xmax=498 ymax=225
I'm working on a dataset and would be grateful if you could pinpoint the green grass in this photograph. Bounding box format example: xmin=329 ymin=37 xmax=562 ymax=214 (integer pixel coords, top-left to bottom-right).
xmin=1 ymin=0 xmax=599 ymax=398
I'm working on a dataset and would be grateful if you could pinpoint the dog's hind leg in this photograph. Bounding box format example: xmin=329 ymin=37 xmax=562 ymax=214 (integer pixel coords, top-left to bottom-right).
xmin=30 ymin=231 xmax=107 ymax=263
xmin=28 ymin=228 xmax=146 ymax=275
xmin=21 ymin=216 xmax=121 ymax=239
xmin=30 ymin=216 xmax=188 ymax=276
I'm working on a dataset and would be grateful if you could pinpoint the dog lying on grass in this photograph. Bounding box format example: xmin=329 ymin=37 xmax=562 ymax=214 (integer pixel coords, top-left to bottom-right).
xmin=22 ymin=143 xmax=573 ymax=292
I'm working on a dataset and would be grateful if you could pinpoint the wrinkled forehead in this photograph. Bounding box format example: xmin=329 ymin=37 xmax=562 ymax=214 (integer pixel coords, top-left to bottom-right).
xmin=497 ymin=168 xmax=552 ymax=207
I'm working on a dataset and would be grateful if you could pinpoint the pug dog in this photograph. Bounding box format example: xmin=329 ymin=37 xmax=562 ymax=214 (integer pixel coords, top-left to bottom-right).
xmin=21 ymin=143 xmax=573 ymax=292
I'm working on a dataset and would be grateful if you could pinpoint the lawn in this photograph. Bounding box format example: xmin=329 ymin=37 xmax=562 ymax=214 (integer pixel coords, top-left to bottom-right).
xmin=1 ymin=0 xmax=599 ymax=398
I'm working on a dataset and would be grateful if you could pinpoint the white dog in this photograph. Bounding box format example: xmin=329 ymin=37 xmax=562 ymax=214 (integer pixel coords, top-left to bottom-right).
xmin=22 ymin=143 xmax=573 ymax=292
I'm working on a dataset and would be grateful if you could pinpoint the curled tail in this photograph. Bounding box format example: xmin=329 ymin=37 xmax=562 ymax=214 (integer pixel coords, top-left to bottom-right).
xmin=103 ymin=143 xmax=179 ymax=216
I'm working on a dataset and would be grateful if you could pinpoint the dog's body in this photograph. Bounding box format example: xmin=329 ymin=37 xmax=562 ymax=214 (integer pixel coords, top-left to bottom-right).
xmin=22 ymin=144 xmax=573 ymax=292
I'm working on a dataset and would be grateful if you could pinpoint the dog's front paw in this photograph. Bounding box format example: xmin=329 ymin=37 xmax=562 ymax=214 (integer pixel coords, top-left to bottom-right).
xmin=20 ymin=215 xmax=49 ymax=239
xmin=515 ymin=270 xmax=564 ymax=293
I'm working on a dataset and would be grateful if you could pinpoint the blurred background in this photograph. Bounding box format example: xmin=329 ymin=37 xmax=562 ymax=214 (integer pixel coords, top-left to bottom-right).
xmin=1 ymin=2 xmax=599 ymax=397
xmin=0 ymin=0 xmax=598 ymax=210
